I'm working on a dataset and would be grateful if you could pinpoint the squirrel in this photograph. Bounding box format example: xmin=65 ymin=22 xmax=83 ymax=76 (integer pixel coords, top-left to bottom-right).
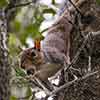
xmin=20 ymin=7 xmax=74 ymax=91
xmin=19 ymin=0 xmax=86 ymax=91
xmin=20 ymin=0 xmax=96 ymax=87
xmin=20 ymin=46 xmax=63 ymax=91
xmin=20 ymin=47 xmax=62 ymax=81
xmin=20 ymin=0 xmax=97 ymax=90
xmin=20 ymin=0 xmax=100 ymax=98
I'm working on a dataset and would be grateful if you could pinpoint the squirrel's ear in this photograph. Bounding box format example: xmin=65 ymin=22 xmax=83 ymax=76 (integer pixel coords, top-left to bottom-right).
xmin=34 ymin=39 xmax=41 ymax=51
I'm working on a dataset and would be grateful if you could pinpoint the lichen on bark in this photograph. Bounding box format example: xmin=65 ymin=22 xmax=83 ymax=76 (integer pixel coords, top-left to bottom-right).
xmin=0 ymin=9 xmax=10 ymax=100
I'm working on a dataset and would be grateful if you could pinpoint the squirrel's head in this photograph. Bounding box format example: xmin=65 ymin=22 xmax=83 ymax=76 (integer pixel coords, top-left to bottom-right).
xmin=20 ymin=39 xmax=45 ymax=75
xmin=20 ymin=47 xmax=44 ymax=75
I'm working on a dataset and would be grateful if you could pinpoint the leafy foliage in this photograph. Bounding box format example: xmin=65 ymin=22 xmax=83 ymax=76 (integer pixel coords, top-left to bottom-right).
xmin=0 ymin=0 xmax=8 ymax=8
xmin=15 ymin=67 xmax=27 ymax=77
xmin=10 ymin=96 xmax=17 ymax=100
xmin=96 ymin=0 xmax=100 ymax=5
xmin=43 ymin=8 xmax=56 ymax=15
xmin=5 ymin=0 xmax=62 ymax=99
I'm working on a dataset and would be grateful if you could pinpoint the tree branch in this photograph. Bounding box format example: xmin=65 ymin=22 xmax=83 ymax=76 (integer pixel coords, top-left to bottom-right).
xmin=48 ymin=70 xmax=99 ymax=97
xmin=34 ymin=77 xmax=51 ymax=95
xmin=92 ymin=31 xmax=100 ymax=36
xmin=46 ymin=31 xmax=100 ymax=97
xmin=65 ymin=31 xmax=100 ymax=71
xmin=68 ymin=0 xmax=83 ymax=16
xmin=7 ymin=1 xmax=33 ymax=10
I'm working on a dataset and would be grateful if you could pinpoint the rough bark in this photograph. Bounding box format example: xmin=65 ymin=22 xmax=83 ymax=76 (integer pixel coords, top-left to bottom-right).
xmin=0 ymin=9 xmax=10 ymax=100
xmin=63 ymin=0 xmax=100 ymax=100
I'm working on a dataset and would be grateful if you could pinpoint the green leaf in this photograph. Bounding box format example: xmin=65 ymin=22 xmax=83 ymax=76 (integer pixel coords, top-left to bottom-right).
xmin=8 ymin=34 xmax=21 ymax=56
xmin=26 ymin=87 xmax=32 ymax=98
xmin=15 ymin=67 xmax=26 ymax=77
xmin=96 ymin=0 xmax=100 ymax=5
xmin=10 ymin=96 xmax=18 ymax=100
xmin=34 ymin=32 xmax=44 ymax=40
xmin=23 ymin=23 xmax=44 ymax=40
xmin=0 ymin=0 xmax=8 ymax=8
xmin=11 ymin=20 xmax=21 ymax=33
xmin=52 ymin=0 xmax=56 ymax=5
xmin=43 ymin=8 xmax=56 ymax=15
xmin=14 ymin=21 xmax=21 ymax=32
xmin=26 ymin=24 xmax=37 ymax=34
xmin=9 ymin=34 xmax=17 ymax=46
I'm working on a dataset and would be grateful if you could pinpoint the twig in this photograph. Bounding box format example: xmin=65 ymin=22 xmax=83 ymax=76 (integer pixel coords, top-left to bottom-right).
xmin=68 ymin=0 xmax=83 ymax=16
xmin=65 ymin=32 xmax=91 ymax=71
xmin=6 ymin=1 xmax=34 ymax=10
xmin=48 ymin=70 xmax=99 ymax=96
xmin=25 ymin=74 xmax=51 ymax=93
xmin=40 ymin=27 xmax=50 ymax=34
xmin=34 ymin=77 xmax=51 ymax=95
xmin=65 ymin=31 xmax=100 ymax=71
xmin=92 ymin=31 xmax=100 ymax=36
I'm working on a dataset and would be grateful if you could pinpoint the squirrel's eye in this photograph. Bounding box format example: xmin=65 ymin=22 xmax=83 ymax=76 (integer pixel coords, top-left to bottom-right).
xmin=27 ymin=69 xmax=34 ymax=75
xmin=31 ymin=50 xmax=36 ymax=57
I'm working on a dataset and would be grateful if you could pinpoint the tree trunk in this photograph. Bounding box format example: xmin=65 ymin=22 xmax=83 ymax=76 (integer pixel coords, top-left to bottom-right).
xmin=0 ymin=9 xmax=10 ymax=100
